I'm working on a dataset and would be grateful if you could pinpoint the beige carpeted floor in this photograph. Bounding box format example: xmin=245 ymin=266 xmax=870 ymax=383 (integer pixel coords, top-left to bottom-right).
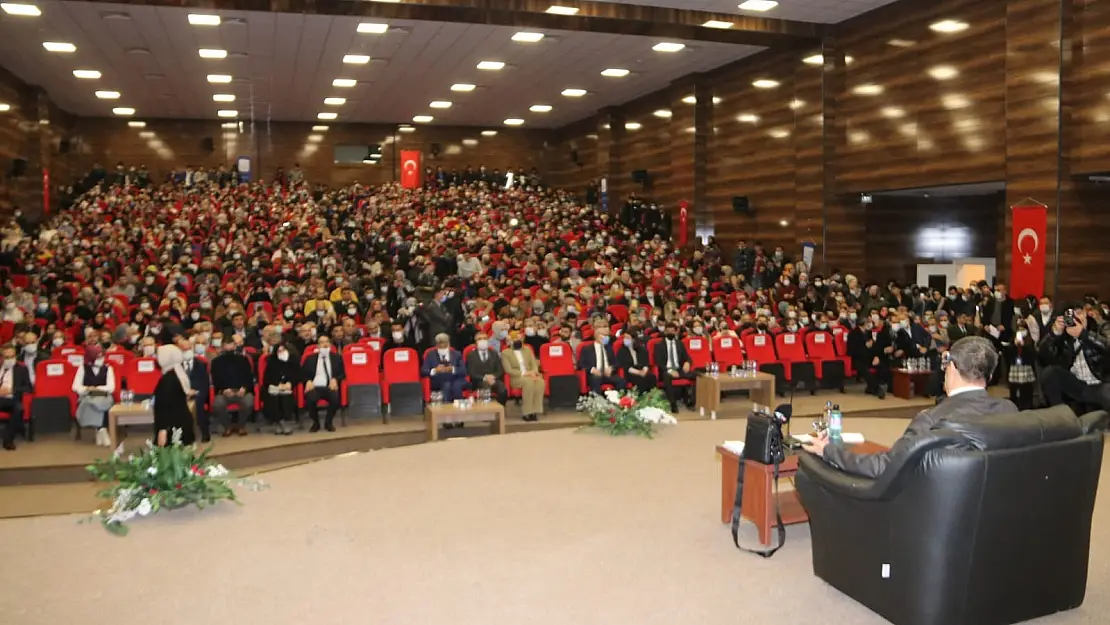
xmin=2 ymin=416 xmax=1107 ymax=625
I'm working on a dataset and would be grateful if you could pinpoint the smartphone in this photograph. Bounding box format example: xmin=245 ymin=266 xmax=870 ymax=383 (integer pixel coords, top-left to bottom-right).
xmin=1064 ymin=309 xmax=1076 ymax=328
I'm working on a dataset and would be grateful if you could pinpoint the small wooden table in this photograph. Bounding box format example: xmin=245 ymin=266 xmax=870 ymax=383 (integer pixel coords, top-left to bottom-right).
xmin=108 ymin=402 xmax=154 ymax=448
xmin=717 ymin=440 xmax=888 ymax=545
xmin=695 ymin=372 xmax=776 ymax=420
xmin=892 ymin=369 xmax=932 ymax=399
xmin=424 ymin=401 xmax=506 ymax=442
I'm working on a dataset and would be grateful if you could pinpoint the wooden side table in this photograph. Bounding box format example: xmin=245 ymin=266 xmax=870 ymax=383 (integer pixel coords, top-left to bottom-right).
xmin=695 ymin=372 xmax=776 ymax=420
xmin=424 ymin=401 xmax=506 ymax=442
xmin=108 ymin=403 xmax=154 ymax=448
xmin=892 ymin=369 xmax=932 ymax=399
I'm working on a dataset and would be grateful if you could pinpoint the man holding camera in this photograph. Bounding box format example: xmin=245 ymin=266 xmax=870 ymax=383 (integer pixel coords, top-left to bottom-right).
xmin=1038 ymin=307 xmax=1110 ymax=409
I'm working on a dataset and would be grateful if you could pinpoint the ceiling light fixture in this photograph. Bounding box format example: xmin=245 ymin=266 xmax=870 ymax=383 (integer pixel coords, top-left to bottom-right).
xmin=357 ymin=22 xmax=389 ymax=34
xmin=481 ymin=130 xmax=498 ymax=136
xmin=207 ymin=74 xmax=232 ymax=83
xmin=930 ymin=19 xmax=969 ymax=33
xmin=738 ymin=0 xmax=779 ymax=11
xmin=504 ymin=118 xmax=525 ymax=126
xmin=625 ymin=122 xmax=642 ymax=130
xmin=462 ymin=138 xmax=479 ymax=146
xmin=752 ymin=79 xmax=779 ymax=89
xmin=307 ymin=134 xmax=323 ymax=143
xmin=221 ymin=122 xmax=237 ymax=129
xmin=530 ymin=104 xmax=552 ymax=112
xmin=0 ymin=103 xmax=11 ymax=112
xmin=128 ymin=121 xmax=145 ymax=128
xmin=312 ymin=125 xmax=329 ymax=131
xmin=213 ymin=94 xmax=235 ymax=102
xmin=217 ymin=109 xmax=238 ymax=117
xmin=332 ymin=78 xmax=357 ymax=88
xmin=451 ymin=83 xmax=476 ymax=92
xmin=653 ymin=109 xmax=672 ymax=118
xmin=887 ymin=39 xmax=916 ymax=47
xmin=73 ymin=69 xmax=101 ymax=79
xmin=803 ymin=54 xmax=823 ymax=65
xmin=546 ymin=5 xmax=579 ymax=15
xmin=324 ymin=97 xmax=347 ymax=105
xmin=512 ymin=32 xmax=545 ymax=42
xmin=198 ymin=48 xmax=227 ymax=59
xmin=852 ymin=83 xmax=884 ymax=95
xmin=95 ymin=90 xmax=120 ymax=99
xmin=398 ymin=126 xmax=416 ymax=133
xmin=881 ymin=106 xmax=905 ymax=118
xmin=682 ymin=95 xmax=696 ymax=104
xmin=477 ymin=60 xmax=505 ymax=70
xmin=737 ymin=113 xmax=759 ymax=123
xmin=429 ymin=100 xmax=452 ymax=109
xmin=413 ymin=115 xmax=434 ymax=123
xmin=318 ymin=112 xmax=338 ymax=120
xmin=790 ymin=99 xmax=805 ymax=110
xmin=561 ymin=88 xmax=587 ymax=97
xmin=768 ymin=128 xmax=790 ymax=138
xmin=928 ymin=65 xmax=959 ymax=80
xmin=601 ymin=68 xmax=630 ymax=78
xmin=652 ymin=42 xmax=685 ymax=53
xmin=1 ymin=3 xmax=41 ymax=16
xmin=343 ymin=54 xmax=370 ymax=64
xmin=702 ymin=20 xmax=733 ymax=29
xmin=42 ymin=41 xmax=76 ymax=53
xmin=139 ymin=131 xmax=155 ymax=138
xmin=112 ymin=107 xmax=135 ymax=116
xmin=187 ymin=14 xmax=220 ymax=26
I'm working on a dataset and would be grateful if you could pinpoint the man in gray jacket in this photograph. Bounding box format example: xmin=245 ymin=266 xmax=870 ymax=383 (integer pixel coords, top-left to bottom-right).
xmin=803 ymin=336 xmax=1017 ymax=478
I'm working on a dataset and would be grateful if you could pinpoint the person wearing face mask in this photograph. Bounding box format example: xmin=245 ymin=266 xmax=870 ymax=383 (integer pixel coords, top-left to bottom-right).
xmin=300 ymin=335 xmax=345 ymax=432
xmin=261 ymin=343 xmax=298 ymax=435
xmin=1025 ymin=296 xmax=1057 ymax=344
xmin=466 ymin=332 xmax=508 ymax=406
xmin=422 ymin=332 xmax=467 ymax=407
xmin=803 ymin=337 xmax=1017 ymax=478
xmin=210 ymin=334 xmax=256 ymax=437
xmin=152 ymin=345 xmax=196 ymax=447
xmin=179 ymin=339 xmax=213 ymax=442
xmin=980 ymin=282 xmax=1016 ymax=346
xmin=72 ymin=345 xmax=117 ymax=447
xmin=653 ymin=322 xmax=697 ymax=413
xmin=617 ymin=330 xmax=656 ymax=393
xmin=1002 ymin=322 xmax=1038 ymax=410
xmin=500 ymin=330 xmax=545 ymax=422
xmin=853 ymin=313 xmax=892 ymax=399
xmin=579 ymin=323 xmax=628 ymax=396
xmin=0 ymin=344 xmax=32 ymax=451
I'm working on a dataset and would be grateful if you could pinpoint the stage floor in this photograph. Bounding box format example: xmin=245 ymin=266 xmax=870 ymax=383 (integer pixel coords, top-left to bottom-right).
xmin=1 ymin=417 xmax=1107 ymax=625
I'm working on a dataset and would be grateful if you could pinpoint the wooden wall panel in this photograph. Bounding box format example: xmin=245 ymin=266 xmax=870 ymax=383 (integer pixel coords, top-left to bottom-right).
xmin=612 ymin=90 xmax=676 ymax=208
xmin=545 ymin=119 xmax=599 ymax=199
xmin=1070 ymin=0 xmax=1110 ymax=174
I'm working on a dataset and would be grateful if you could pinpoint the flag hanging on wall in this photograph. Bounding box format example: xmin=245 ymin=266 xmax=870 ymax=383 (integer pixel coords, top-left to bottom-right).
xmin=1010 ymin=203 xmax=1048 ymax=299
xmin=400 ymin=150 xmax=422 ymax=189
xmin=678 ymin=200 xmax=689 ymax=247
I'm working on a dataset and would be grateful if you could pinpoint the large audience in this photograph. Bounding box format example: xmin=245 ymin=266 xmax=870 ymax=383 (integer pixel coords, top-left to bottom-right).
xmin=0 ymin=161 xmax=1107 ymax=451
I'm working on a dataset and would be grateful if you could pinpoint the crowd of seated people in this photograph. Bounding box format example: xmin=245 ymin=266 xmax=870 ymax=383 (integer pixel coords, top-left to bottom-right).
xmin=0 ymin=160 xmax=1108 ymax=452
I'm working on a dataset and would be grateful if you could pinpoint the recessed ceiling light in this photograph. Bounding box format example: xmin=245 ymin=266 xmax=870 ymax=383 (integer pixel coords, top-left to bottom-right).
xmin=413 ymin=115 xmax=433 ymax=123
xmin=477 ymin=60 xmax=505 ymax=70
xmin=737 ymin=113 xmax=759 ymax=123
xmin=881 ymin=107 xmax=905 ymax=118
xmin=803 ymin=54 xmax=823 ymax=65
xmin=221 ymin=122 xmax=237 ymax=129
xmin=546 ymin=5 xmax=579 ymax=15
xmin=1 ymin=3 xmax=41 ymax=16
xmin=790 ymin=99 xmax=805 ymax=110
xmin=139 ymin=131 xmax=155 ymax=138
xmin=0 ymin=103 xmax=11 ymax=112
xmin=213 ymin=94 xmax=235 ymax=102
xmin=852 ymin=83 xmax=884 ymax=95
xmin=318 ymin=112 xmax=338 ymax=120
xmin=343 ymin=54 xmax=371 ymax=64
xmin=307 ymin=134 xmax=324 ymax=143
xmin=43 ymin=41 xmax=76 ymax=53
xmin=73 ymin=69 xmax=101 ymax=79
xmin=928 ymin=65 xmax=959 ymax=80
xmin=332 ymin=78 xmax=357 ymax=88
xmin=887 ymin=39 xmax=916 ymax=47
xmin=752 ymin=79 xmax=779 ymax=89
xmin=930 ymin=19 xmax=969 ymax=33
xmin=188 ymin=14 xmax=220 ymax=26
xmin=429 ymin=100 xmax=452 ymax=109
xmin=530 ymin=104 xmax=552 ymax=112
xmin=95 ymin=90 xmax=120 ymax=99
xmin=398 ymin=126 xmax=416 ymax=133
xmin=702 ymin=20 xmax=733 ymax=29
xmin=128 ymin=121 xmax=145 ymax=128
xmin=357 ymin=22 xmax=389 ymax=34
xmin=324 ymin=97 xmax=347 ymax=105
xmin=504 ymin=118 xmax=525 ymax=126
xmin=768 ymin=128 xmax=790 ymax=138
xmin=942 ymin=94 xmax=970 ymax=109
xmin=682 ymin=95 xmax=696 ymax=104
xmin=512 ymin=32 xmax=545 ymax=42
xmin=451 ymin=83 xmax=476 ymax=92
xmin=738 ymin=0 xmax=779 ymax=11
xmin=207 ymin=74 xmax=232 ymax=83
xmin=481 ymin=130 xmax=498 ymax=137
xmin=601 ymin=68 xmax=630 ymax=78
xmin=112 ymin=107 xmax=135 ymax=116
xmin=561 ymin=88 xmax=587 ymax=97
xmin=779 ymin=219 xmax=789 ymax=227
xmin=652 ymin=42 xmax=685 ymax=53
xmin=625 ymin=122 xmax=642 ymax=130
xmin=653 ymin=109 xmax=672 ymax=118
xmin=462 ymin=138 xmax=479 ymax=146
xmin=198 ymin=48 xmax=227 ymax=59
xmin=312 ymin=125 xmax=329 ymax=131
xmin=217 ymin=109 xmax=238 ymax=118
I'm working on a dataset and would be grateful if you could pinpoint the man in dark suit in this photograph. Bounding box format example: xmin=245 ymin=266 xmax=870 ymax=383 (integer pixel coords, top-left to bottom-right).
xmin=578 ymin=324 xmax=627 ymax=395
xmin=300 ymin=335 xmax=345 ymax=432
xmin=421 ymin=333 xmax=467 ymax=402
xmin=210 ymin=336 xmax=255 ymax=437
xmin=861 ymin=317 xmax=894 ymax=399
xmin=465 ymin=331 xmax=507 ymax=405
xmin=980 ymin=282 xmax=1016 ymax=343
xmin=803 ymin=336 xmax=1018 ymax=478
xmin=1 ymin=344 xmax=33 ymax=450
xmin=652 ymin=322 xmax=697 ymax=412
xmin=945 ymin=313 xmax=978 ymax=343
xmin=183 ymin=342 xmax=212 ymax=442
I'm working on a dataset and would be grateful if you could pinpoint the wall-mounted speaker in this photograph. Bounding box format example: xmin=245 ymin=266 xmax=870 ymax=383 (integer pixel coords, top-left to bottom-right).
xmin=58 ymin=137 xmax=71 ymax=154
xmin=570 ymin=149 xmax=580 ymax=166
xmin=9 ymin=158 xmax=27 ymax=178
xmin=430 ymin=142 xmax=442 ymax=158
xmin=201 ymin=137 xmax=214 ymax=153
xmin=732 ymin=196 xmax=750 ymax=214
xmin=631 ymin=169 xmax=649 ymax=185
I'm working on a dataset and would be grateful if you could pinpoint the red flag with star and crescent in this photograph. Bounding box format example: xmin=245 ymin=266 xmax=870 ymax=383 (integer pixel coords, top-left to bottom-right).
xmin=400 ymin=150 xmax=422 ymax=189
xmin=1010 ymin=204 xmax=1047 ymax=299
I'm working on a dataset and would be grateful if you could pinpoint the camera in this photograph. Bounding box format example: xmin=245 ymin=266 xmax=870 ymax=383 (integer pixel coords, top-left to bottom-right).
xmin=1064 ymin=309 xmax=1076 ymax=328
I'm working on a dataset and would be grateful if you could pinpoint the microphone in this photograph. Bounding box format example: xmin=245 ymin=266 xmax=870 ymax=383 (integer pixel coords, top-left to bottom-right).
xmin=773 ymin=404 xmax=793 ymax=424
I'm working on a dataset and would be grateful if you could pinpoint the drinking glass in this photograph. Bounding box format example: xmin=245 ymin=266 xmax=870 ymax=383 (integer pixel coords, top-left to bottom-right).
xmin=479 ymin=388 xmax=491 ymax=403
xmin=431 ymin=391 xmax=444 ymax=405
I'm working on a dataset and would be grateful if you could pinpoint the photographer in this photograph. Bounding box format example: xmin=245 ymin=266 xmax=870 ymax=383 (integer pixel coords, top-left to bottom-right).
xmin=1038 ymin=306 xmax=1110 ymax=409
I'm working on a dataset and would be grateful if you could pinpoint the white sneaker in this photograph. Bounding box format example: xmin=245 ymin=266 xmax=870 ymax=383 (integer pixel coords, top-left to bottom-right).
xmin=96 ymin=428 xmax=110 ymax=447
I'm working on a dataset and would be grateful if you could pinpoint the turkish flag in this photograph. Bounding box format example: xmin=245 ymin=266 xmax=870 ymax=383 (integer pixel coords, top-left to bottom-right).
xmin=678 ymin=200 xmax=689 ymax=248
xmin=1010 ymin=204 xmax=1048 ymax=299
xmin=400 ymin=150 xmax=422 ymax=189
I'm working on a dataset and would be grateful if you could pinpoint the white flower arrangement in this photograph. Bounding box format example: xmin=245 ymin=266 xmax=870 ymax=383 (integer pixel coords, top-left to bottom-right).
xmin=577 ymin=389 xmax=676 ymax=437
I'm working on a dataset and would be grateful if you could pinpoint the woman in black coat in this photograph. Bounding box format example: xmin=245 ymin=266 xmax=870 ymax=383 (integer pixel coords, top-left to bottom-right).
xmin=262 ymin=343 xmax=299 ymax=435
xmin=153 ymin=345 xmax=196 ymax=446
xmin=616 ymin=331 xmax=657 ymax=394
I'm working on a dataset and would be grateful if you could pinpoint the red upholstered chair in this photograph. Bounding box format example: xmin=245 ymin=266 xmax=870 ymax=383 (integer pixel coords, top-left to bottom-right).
xmin=33 ymin=359 xmax=78 ymax=438
xmin=647 ymin=338 xmax=694 ymax=391
xmin=743 ymin=333 xmax=786 ymax=396
xmin=123 ymin=357 xmax=161 ymax=398
xmin=712 ymin=335 xmax=745 ymax=370
xmin=381 ymin=347 xmax=421 ymax=416
xmin=104 ymin=349 xmax=135 ymax=370
xmin=775 ymin=332 xmax=818 ymax=393
xmin=607 ymin=304 xmax=629 ymax=324
xmin=831 ymin=327 xmax=855 ymax=377
xmin=805 ymin=330 xmax=846 ymax=391
xmin=683 ymin=336 xmax=712 ymax=371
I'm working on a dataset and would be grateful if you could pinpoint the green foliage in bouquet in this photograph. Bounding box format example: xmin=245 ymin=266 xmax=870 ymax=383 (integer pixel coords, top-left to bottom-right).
xmin=576 ymin=389 xmax=677 ymax=438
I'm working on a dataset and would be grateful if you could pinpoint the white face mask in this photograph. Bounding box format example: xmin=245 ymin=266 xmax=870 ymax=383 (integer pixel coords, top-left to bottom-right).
xmin=277 ymin=351 xmax=289 ymax=362
xmin=1040 ymin=305 xmax=1052 ymax=314
xmin=142 ymin=346 xmax=155 ymax=356
xmin=437 ymin=348 xmax=450 ymax=358
xmin=392 ymin=331 xmax=404 ymax=341
xmin=477 ymin=339 xmax=490 ymax=351
xmin=183 ymin=350 xmax=194 ymax=362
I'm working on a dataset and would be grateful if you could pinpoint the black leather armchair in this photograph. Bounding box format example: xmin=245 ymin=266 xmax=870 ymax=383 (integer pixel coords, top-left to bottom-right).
xmin=795 ymin=406 xmax=1108 ymax=625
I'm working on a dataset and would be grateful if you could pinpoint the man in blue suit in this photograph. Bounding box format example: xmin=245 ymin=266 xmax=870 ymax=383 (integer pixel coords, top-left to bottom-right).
xmin=182 ymin=340 xmax=213 ymax=442
xmin=421 ymin=332 xmax=467 ymax=402
xmin=578 ymin=323 xmax=628 ymax=396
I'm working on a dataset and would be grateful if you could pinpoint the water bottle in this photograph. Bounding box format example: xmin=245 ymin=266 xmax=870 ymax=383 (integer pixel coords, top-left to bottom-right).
xmin=828 ymin=404 xmax=843 ymax=443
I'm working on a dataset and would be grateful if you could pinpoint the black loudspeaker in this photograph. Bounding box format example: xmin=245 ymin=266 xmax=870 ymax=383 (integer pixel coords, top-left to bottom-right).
xmin=430 ymin=142 xmax=442 ymax=157
xmin=58 ymin=137 xmax=71 ymax=154
xmin=570 ymin=149 xmax=580 ymax=165
xmin=732 ymin=196 xmax=750 ymax=213
xmin=201 ymin=137 xmax=214 ymax=153
xmin=9 ymin=158 xmax=27 ymax=177
xmin=631 ymin=169 xmax=649 ymax=184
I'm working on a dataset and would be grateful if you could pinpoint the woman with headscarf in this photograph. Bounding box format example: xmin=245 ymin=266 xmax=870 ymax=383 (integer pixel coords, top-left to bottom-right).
xmin=153 ymin=344 xmax=196 ymax=446
xmin=73 ymin=345 xmax=116 ymax=446
xmin=261 ymin=343 xmax=298 ymax=435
